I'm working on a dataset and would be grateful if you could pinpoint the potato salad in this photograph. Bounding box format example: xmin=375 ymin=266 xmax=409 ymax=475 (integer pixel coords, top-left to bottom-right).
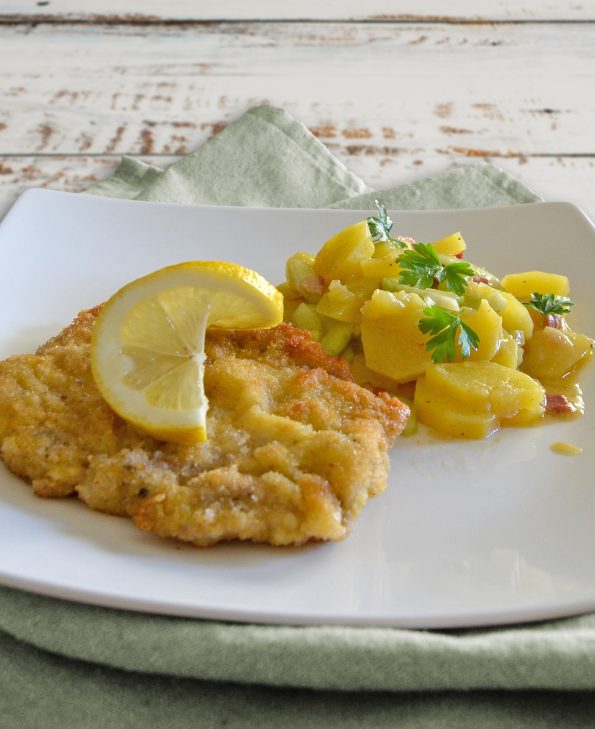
xmin=278 ymin=202 xmax=593 ymax=439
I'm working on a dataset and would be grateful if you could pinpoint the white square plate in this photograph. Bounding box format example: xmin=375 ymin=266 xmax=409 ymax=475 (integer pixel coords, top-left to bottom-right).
xmin=0 ymin=189 xmax=594 ymax=628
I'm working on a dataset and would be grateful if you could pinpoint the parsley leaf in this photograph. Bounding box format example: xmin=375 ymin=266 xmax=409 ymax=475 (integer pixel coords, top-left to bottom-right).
xmin=522 ymin=292 xmax=574 ymax=316
xmin=398 ymin=243 xmax=442 ymax=289
xmin=458 ymin=320 xmax=481 ymax=359
xmin=419 ymin=306 xmax=480 ymax=363
xmin=366 ymin=200 xmax=408 ymax=248
xmin=398 ymin=243 xmax=474 ymax=294
xmin=436 ymin=260 xmax=475 ymax=296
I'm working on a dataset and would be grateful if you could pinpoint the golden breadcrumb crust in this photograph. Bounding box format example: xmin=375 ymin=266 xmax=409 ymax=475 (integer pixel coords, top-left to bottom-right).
xmin=0 ymin=308 xmax=409 ymax=546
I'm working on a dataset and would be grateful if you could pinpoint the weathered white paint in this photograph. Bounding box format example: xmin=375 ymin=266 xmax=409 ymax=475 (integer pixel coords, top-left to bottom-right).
xmin=1 ymin=155 xmax=593 ymax=221
xmin=0 ymin=22 xmax=593 ymax=160
xmin=0 ymin=10 xmax=592 ymax=227
xmin=1 ymin=0 xmax=594 ymax=21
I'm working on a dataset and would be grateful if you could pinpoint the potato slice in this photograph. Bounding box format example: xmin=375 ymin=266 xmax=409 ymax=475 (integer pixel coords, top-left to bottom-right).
xmin=498 ymin=291 xmax=534 ymax=340
xmin=491 ymin=333 xmax=521 ymax=369
xmin=361 ymin=290 xmax=432 ymax=383
xmin=501 ymin=271 xmax=570 ymax=299
xmin=472 ymin=284 xmax=534 ymax=340
xmin=316 ymin=281 xmax=363 ymax=323
xmin=415 ymin=361 xmax=545 ymax=438
xmin=415 ymin=377 xmax=497 ymax=439
xmin=431 ymin=231 xmax=466 ymax=257
xmin=522 ymin=326 xmax=593 ymax=381
xmin=313 ymin=220 xmax=375 ymax=283
xmin=459 ymin=300 xmax=503 ymax=361
xmin=373 ymin=241 xmax=398 ymax=259
xmin=360 ymin=256 xmax=402 ymax=280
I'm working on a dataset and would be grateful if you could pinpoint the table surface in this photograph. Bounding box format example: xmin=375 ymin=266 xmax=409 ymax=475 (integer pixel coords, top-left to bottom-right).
xmin=0 ymin=1 xmax=594 ymax=220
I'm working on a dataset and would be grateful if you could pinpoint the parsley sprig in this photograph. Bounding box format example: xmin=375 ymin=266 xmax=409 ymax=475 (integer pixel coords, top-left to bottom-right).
xmin=522 ymin=292 xmax=574 ymax=316
xmin=419 ymin=306 xmax=480 ymax=363
xmin=399 ymin=242 xmax=474 ymax=296
xmin=366 ymin=200 xmax=408 ymax=248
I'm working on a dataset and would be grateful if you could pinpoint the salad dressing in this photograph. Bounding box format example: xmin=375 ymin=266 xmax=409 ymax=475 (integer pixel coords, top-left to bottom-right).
xmin=550 ymin=442 xmax=583 ymax=456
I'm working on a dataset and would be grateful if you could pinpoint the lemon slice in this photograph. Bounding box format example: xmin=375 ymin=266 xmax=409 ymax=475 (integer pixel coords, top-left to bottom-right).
xmin=91 ymin=261 xmax=283 ymax=444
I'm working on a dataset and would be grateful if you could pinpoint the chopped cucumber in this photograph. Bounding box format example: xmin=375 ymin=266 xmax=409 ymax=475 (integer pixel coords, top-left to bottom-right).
xmin=462 ymin=281 xmax=482 ymax=308
xmin=485 ymin=291 xmax=508 ymax=314
xmin=381 ymin=276 xmax=401 ymax=292
xmin=286 ymin=253 xmax=323 ymax=303
xmin=341 ymin=344 xmax=355 ymax=363
xmin=471 ymin=265 xmax=500 ymax=288
xmin=291 ymin=302 xmax=322 ymax=334
xmin=381 ymin=278 xmax=460 ymax=311
xmin=286 ymin=256 xmax=314 ymax=289
xmin=320 ymin=323 xmax=353 ymax=356
xmin=423 ymin=290 xmax=460 ymax=312
xmin=277 ymin=281 xmax=301 ymax=300
xmin=463 ymin=281 xmax=507 ymax=313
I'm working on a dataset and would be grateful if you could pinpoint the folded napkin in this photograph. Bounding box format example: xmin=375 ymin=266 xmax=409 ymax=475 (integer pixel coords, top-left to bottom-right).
xmin=2 ymin=105 xmax=594 ymax=728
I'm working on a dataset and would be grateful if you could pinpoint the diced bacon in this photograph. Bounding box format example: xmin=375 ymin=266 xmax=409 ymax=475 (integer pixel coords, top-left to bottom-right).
xmin=545 ymin=393 xmax=576 ymax=416
xmin=545 ymin=314 xmax=563 ymax=330
xmin=455 ymin=252 xmax=465 ymax=259
xmin=472 ymin=275 xmax=491 ymax=285
xmin=300 ymin=275 xmax=326 ymax=296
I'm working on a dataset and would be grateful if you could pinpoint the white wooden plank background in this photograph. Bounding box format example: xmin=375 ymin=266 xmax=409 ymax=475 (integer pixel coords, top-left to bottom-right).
xmin=2 ymin=0 xmax=595 ymax=21
xmin=0 ymin=4 xmax=594 ymax=220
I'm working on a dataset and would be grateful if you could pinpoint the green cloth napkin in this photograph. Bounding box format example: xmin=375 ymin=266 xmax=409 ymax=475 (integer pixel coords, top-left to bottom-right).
xmin=2 ymin=105 xmax=594 ymax=728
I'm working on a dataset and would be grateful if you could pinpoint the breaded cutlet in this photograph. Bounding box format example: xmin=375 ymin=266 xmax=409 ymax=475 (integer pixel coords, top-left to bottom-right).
xmin=0 ymin=307 xmax=409 ymax=546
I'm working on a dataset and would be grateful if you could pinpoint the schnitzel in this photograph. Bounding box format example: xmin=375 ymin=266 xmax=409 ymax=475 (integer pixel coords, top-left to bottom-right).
xmin=0 ymin=308 xmax=409 ymax=545
xmin=0 ymin=307 xmax=409 ymax=546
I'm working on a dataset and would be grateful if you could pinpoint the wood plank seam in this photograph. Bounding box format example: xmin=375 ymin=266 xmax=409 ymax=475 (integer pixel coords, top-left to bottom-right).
xmin=0 ymin=151 xmax=592 ymax=156
xmin=1 ymin=17 xmax=595 ymax=26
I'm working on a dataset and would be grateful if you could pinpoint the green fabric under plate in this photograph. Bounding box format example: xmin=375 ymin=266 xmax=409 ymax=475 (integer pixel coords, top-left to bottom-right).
xmin=2 ymin=105 xmax=594 ymax=727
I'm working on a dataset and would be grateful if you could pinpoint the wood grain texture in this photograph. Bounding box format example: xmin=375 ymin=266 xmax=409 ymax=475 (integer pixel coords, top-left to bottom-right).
xmin=1 ymin=0 xmax=595 ymax=22
xmin=0 ymin=22 xmax=594 ymax=160
xmin=0 ymin=10 xmax=593 ymax=223
xmin=2 ymin=154 xmax=594 ymax=221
